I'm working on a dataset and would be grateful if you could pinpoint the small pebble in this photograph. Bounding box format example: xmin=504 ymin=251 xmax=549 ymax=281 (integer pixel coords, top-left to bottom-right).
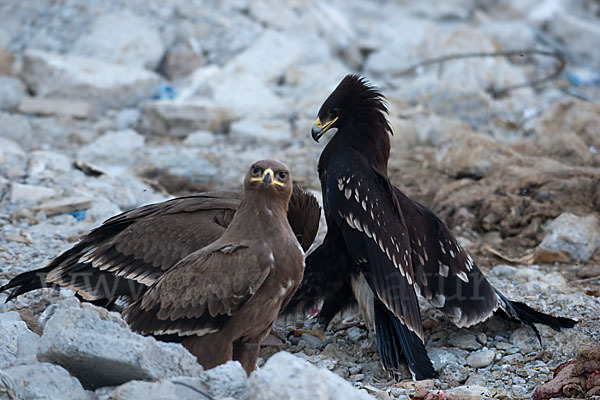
xmin=347 ymin=326 xmax=366 ymax=341
xmin=447 ymin=331 xmax=481 ymax=350
xmin=440 ymin=363 xmax=469 ymax=385
xmin=466 ymin=349 xmax=495 ymax=368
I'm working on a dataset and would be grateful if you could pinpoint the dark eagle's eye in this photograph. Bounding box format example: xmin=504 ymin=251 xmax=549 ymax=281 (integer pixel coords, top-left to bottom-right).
xmin=329 ymin=107 xmax=340 ymax=117
xmin=252 ymin=166 xmax=261 ymax=175
xmin=277 ymin=171 xmax=287 ymax=180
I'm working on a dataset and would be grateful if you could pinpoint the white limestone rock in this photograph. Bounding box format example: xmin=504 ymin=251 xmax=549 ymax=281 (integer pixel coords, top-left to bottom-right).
xmin=0 ymin=136 xmax=27 ymax=179
xmin=142 ymin=99 xmax=231 ymax=137
xmin=3 ymin=362 xmax=91 ymax=400
xmin=37 ymin=298 xmax=203 ymax=389
xmin=9 ymin=183 xmax=61 ymax=204
xmin=0 ymin=112 xmax=33 ymax=152
xmin=77 ymin=129 xmax=146 ymax=172
xmin=538 ymin=213 xmax=600 ymax=261
xmin=224 ymin=30 xmax=308 ymax=84
xmin=21 ymin=50 xmax=160 ymax=110
xmin=71 ymin=10 xmax=165 ymax=70
xmin=0 ymin=311 xmax=40 ymax=369
xmin=229 ymin=118 xmax=292 ymax=143
xmin=0 ymin=76 xmax=26 ymax=110
xmin=248 ymin=352 xmax=374 ymax=400
xmin=183 ymin=130 xmax=217 ymax=147
xmin=466 ymin=349 xmax=496 ymax=369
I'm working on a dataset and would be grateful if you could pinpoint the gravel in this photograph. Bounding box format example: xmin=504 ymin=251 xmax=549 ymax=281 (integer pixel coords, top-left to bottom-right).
xmin=0 ymin=0 xmax=599 ymax=398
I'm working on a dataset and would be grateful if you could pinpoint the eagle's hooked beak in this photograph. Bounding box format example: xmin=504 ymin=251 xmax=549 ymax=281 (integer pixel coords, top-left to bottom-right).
xmin=262 ymin=168 xmax=274 ymax=185
xmin=311 ymin=116 xmax=338 ymax=142
xmin=251 ymin=168 xmax=285 ymax=187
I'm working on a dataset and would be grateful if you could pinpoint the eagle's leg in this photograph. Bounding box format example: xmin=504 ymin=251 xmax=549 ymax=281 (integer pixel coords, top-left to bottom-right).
xmin=286 ymin=283 xmax=356 ymax=343
xmin=287 ymin=328 xmax=327 ymax=342
xmin=233 ymin=328 xmax=271 ymax=375
xmin=232 ymin=341 xmax=261 ymax=375
xmin=181 ymin=334 xmax=233 ymax=371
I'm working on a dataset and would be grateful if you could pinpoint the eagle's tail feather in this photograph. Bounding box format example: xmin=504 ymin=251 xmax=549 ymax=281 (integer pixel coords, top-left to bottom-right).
xmin=495 ymin=289 xmax=577 ymax=343
xmin=374 ymin=299 xmax=436 ymax=380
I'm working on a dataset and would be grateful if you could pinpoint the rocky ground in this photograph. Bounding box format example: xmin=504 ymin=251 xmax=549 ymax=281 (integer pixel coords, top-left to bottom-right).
xmin=1 ymin=0 xmax=600 ymax=399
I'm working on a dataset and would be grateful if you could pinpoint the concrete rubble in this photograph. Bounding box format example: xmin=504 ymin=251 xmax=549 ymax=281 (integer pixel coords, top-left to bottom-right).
xmin=0 ymin=0 xmax=598 ymax=398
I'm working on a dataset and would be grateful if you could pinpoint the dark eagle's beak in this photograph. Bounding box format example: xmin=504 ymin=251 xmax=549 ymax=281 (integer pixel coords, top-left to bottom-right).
xmin=311 ymin=117 xmax=338 ymax=142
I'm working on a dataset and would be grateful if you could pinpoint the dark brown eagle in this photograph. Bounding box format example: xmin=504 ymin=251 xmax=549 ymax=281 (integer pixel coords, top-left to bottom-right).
xmin=285 ymin=74 xmax=576 ymax=380
xmin=1 ymin=170 xmax=319 ymax=311
xmin=123 ymin=160 xmax=305 ymax=373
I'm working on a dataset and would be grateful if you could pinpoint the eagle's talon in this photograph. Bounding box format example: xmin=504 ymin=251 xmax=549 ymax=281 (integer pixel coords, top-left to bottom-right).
xmin=287 ymin=328 xmax=327 ymax=342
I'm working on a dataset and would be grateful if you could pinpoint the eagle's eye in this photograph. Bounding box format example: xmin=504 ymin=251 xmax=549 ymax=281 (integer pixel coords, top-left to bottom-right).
xmin=277 ymin=171 xmax=288 ymax=181
xmin=252 ymin=166 xmax=261 ymax=176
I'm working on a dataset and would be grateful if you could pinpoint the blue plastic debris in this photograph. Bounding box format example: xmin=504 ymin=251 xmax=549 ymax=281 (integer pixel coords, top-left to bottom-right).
xmin=68 ymin=210 xmax=87 ymax=221
xmin=564 ymin=68 xmax=600 ymax=88
xmin=153 ymin=83 xmax=178 ymax=100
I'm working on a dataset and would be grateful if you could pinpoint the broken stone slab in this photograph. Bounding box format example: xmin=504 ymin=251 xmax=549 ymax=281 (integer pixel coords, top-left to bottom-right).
xmin=223 ymin=30 xmax=308 ymax=84
xmin=0 ymin=76 xmax=26 ymax=110
xmin=28 ymin=150 xmax=73 ymax=180
xmin=178 ymin=66 xmax=288 ymax=120
xmin=248 ymin=351 xmax=374 ymax=400
xmin=37 ymin=298 xmax=203 ymax=389
xmin=9 ymin=182 xmax=60 ymax=204
xmin=18 ymin=96 xmax=94 ymax=119
xmin=199 ymin=360 xmax=249 ymax=400
xmin=173 ymin=2 xmax=265 ymax=65
xmin=0 ymin=112 xmax=33 ymax=155
xmin=70 ymin=10 xmax=165 ymax=70
xmin=75 ymin=172 xmax=166 ymax=212
xmin=183 ymin=130 xmax=217 ymax=147
xmin=0 ymin=136 xmax=27 ymax=179
xmin=21 ymin=50 xmax=161 ymax=111
xmin=0 ymin=176 xmax=8 ymax=200
xmin=0 ymin=45 xmax=14 ymax=75
xmin=0 ymin=311 xmax=40 ymax=369
xmin=229 ymin=118 xmax=293 ymax=143
xmin=77 ymin=129 xmax=146 ymax=171
xmin=134 ymin=146 xmax=219 ymax=194
xmin=3 ymin=362 xmax=91 ymax=400
xmin=538 ymin=212 xmax=600 ymax=261
xmin=96 ymin=362 xmax=248 ymax=400
xmin=32 ymin=196 xmax=93 ymax=216
xmin=141 ymin=99 xmax=231 ymax=136
xmin=95 ymin=378 xmax=210 ymax=400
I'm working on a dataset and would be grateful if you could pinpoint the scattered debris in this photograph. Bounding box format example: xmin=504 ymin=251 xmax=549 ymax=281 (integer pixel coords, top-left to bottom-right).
xmin=533 ymin=345 xmax=600 ymax=399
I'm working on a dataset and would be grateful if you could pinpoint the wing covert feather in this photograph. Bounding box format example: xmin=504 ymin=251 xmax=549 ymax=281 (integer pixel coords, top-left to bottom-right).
xmin=325 ymin=152 xmax=424 ymax=339
xmin=126 ymin=242 xmax=273 ymax=336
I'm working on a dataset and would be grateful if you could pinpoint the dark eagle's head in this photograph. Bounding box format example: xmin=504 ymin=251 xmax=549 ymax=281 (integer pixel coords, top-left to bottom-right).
xmin=311 ymin=74 xmax=392 ymax=142
xmin=245 ymin=159 xmax=293 ymax=203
